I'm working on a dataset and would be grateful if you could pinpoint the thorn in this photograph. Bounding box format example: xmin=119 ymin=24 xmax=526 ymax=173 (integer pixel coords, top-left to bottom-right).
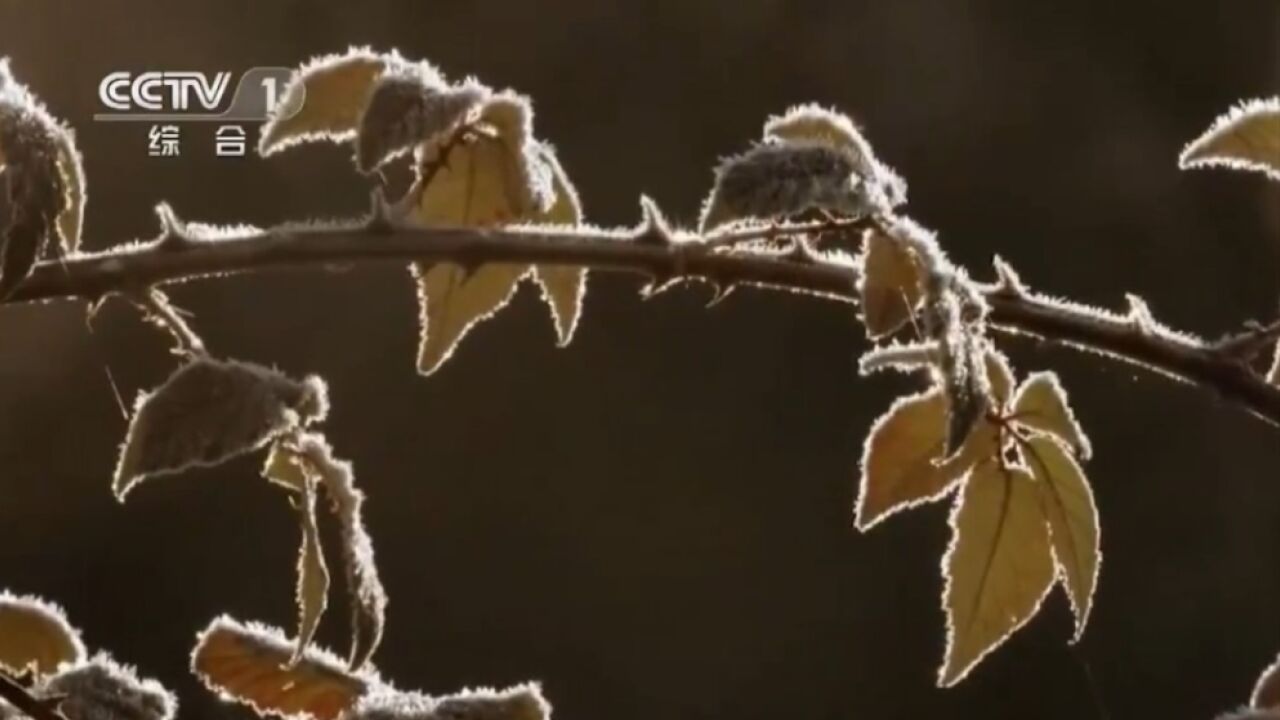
xmin=991 ymin=255 xmax=1027 ymax=296
xmin=1124 ymin=293 xmax=1156 ymax=333
xmin=784 ymin=235 xmax=822 ymax=264
xmin=704 ymin=281 xmax=737 ymax=308
xmin=366 ymin=187 xmax=395 ymax=234
xmin=154 ymin=203 xmax=190 ymax=250
xmin=634 ymin=195 xmax=674 ymax=246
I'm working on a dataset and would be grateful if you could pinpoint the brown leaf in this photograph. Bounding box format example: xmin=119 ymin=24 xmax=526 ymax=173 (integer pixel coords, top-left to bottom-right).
xmin=113 ymin=358 xmax=329 ymax=501
xmin=191 ymin=616 xmax=369 ymax=720
xmin=529 ymin=144 xmax=586 ymax=347
xmin=292 ymin=475 xmax=330 ymax=665
xmin=859 ymin=227 xmax=924 ymax=338
xmin=939 ymin=460 xmax=1055 ymax=686
xmin=0 ymin=592 xmax=85 ymax=675
xmin=1023 ymin=434 xmax=1099 ymax=640
xmin=1252 ymin=653 xmax=1280 ymax=709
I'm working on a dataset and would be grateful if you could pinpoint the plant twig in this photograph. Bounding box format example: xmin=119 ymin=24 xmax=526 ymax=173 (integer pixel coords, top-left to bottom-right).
xmin=0 ymin=670 xmax=67 ymax=720
xmin=7 ymin=214 xmax=1280 ymax=427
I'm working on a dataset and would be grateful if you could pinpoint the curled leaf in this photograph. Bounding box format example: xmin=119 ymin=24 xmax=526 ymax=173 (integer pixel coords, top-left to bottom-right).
xmin=51 ymin=125 xmax=84 ymax=254
xmin=763 ymin=104 xmax=906 ymax=208
xmin=940 ymin=460 xmax=1055 ymax=686
xmin=529 ymin=144 xmax=586 ymax=347
xmin=289 ymin=434 xmax=386 ymax=670
xmin=113 ymin=357 xmax=329 ymax=501
xmin=292 ymin=473 xmax=330 ymax=665
xmin=1179 ymin=97 xmax=1280 ymax=182
xmin=859 ymin=227 xmax=924 ymax=338
xmin=698 ymin=142 xmax=874 ymax=233
xmin=1022 ymin=434 xmax=1100 ymax=641
xmin=44 ymin=654 xmax=176 ymax=720
xmin=355 ymin=73 xmax=488 ymax=174
xmin=0 ymin=592 xmax=86 ymax=675
xmin=260 ymin=48 xmax=408 ymax=156
xmin=191 ymin=616 xmax=370 ymax=720
xmin=1011 ymin=371 xmax=1092 ymax=459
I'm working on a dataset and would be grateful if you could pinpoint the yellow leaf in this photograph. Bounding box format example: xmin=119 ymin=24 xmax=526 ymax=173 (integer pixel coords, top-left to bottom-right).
xmin=259 ymin=48 xmax=403 ymax=156
xmin=939 ymin=460 xmax=1054 ymax=686
xmin=1251 ymin=653 xmax=1280 ymax=710
xmin=856 ymin=391 xmax=998 ymax=530
xmin=191 ymin=616 xmax=368 ymax=720
xmin=1023 ymin=434 xmax=1099 ymax=641
xmin=413 ymin=263 xmax=527 ymax=375
xmin=293 ymin=475 xmax=330 ymax=665
xmin=1179 ymin=97 xmax=1280 ymax=182
xmin=409 ymin=94 xmax=551 ymax=375
xmin=985 ymin=349 xmax=1015 ymax=410
xmin=530 ymin=145 xmax=586 ymax=347
xmin=859 ymin=228 xmax=924 ymax=338
xmin=1012 ymin=372 xmax=1092 ymax=459
xmin=0 ymin=593 xmax=85 ymax=675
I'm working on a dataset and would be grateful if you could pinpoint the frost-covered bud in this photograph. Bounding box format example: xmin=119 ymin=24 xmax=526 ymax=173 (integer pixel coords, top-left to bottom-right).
xmin=41 ymin=655 xmax=176 ymax=720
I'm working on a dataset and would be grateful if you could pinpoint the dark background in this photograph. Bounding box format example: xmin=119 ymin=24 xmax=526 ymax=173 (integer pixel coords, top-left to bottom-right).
xmin=0 ymin=1 xmax=1278 ymax=718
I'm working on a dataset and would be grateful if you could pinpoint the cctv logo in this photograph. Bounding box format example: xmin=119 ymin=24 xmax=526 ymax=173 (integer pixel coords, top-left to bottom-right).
xmin=99 ymin=72 xmax=232 ymax=113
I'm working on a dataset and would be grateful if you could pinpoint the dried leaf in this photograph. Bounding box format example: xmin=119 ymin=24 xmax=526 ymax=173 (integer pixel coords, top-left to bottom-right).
xmin=51 ymin=124 xmax=84 ymax=254
xmin=1252 ymin=653 xmax=1280 ymax=709
xmin=355 ymin=74 xmax=488 ymax=174
xmin=0 ymin=592 xmax=85 ymax=675
xmin=698 ymin=142 xmax=875 ymax=233
xmin=347 ymin=684 xmax=550 ymax=720
xmin=44 ymin=655 xmax=176 ymax=720
xmin=191 ymin=616 xmax=370 ymax=720
xmin=1179 ymin=98 xmax=1280 ymax=182
xmin=1023 ymin=434 xmax=1099 ymax=641
xmin=939 ymin=460 xmax=1055 ymax=686
xmin=290 ymin=434 xmax=386 ymax=670
xmin=260 ymin=48 xmax=409 ymax=156
xmin=859 ymin=227 xmax=924 ymax=338
xmin=985 ymin=349 xmax=1015 ymax=409
xmin=292 ymin=475 xmax=330 ymax=665
xmin=113 ymin=358 xmax=329 ymax=501
xmin=529 ymin=144 xmax=586 ymax=347
xmin=1012 ymin=371 xmax=1092 ymax=459
xmin=856 ymin=391 xmax=998 ymax=530
xmin=264 ymin=440 xmax=310 ymax=494
xmin=408 ymin=94 xmax=552 ymax=375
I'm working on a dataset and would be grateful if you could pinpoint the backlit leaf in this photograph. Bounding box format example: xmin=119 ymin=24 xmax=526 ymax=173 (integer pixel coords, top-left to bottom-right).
xmin=408 ymin=93 xmax=551 ymax=375
xmin=191 ymin=616 xmax=370 ymax=720
xmin=1179 ymin=98 xmax=1280 ymax=182
xmin=287 ymin=434 xmax=386 ymax=670
xmin=0 ymin=592 xmax=85 ymax=675
xmin=859 ymin=227 xmax=924 ymax=338
xmin=45 ymin=654 xmax=176 ymax=720
xmin=530 ymin=144 xmax=586 ymax=347
xmin=1012 ymin=371 xmax=1092 ymax=459
xmin=939 ymin=460 xmax=1054 ymax=686
xmin=51 ymin=125 xmax=84 ymax=254
xmin=1251 ymin=653 xmax=1280 ymax=710
xmin=355 ymin=74 xmax=487 ymax=174
xmin=263 ymin=440 xmax=309 ymax=494
xmin=113 ymin=358 xmax=329 ymax=501
xmin=260 ymin=48 xmax=407 ymax=157
xmin=348 ymin=684 xmax=551 ymax=720
xmin=292 ymin=474 xmax=330 ymax=665
xmin=1023 ymin=434 xmax=1099 ymax=641
xmin=856 ymin=390 xmax=998 ymax=530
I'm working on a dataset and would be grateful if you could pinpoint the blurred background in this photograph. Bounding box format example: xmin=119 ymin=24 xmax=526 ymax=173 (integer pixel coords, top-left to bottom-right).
xmin=0 ymin=1 xmax=1278 ymax=718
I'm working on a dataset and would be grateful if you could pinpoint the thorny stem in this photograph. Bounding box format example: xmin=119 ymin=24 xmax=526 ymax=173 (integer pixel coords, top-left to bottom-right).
xmin=6 ymin=210 xmax=1280 ymax=427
